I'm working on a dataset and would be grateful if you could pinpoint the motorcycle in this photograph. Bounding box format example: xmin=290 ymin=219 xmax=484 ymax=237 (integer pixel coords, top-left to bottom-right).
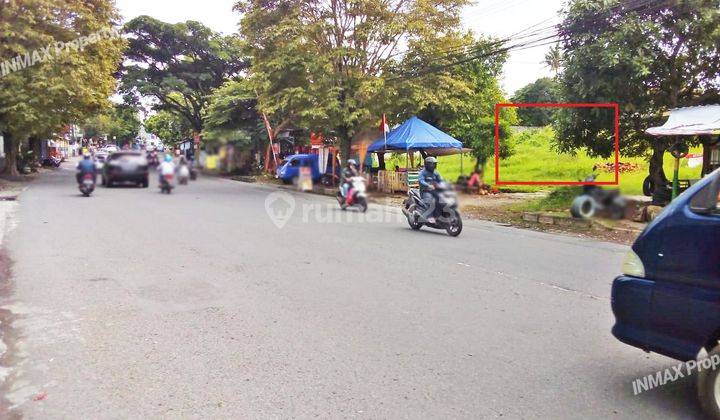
xmin=42 ymin=155 xmax=62 ymax=167
xmin=160 ymin=173 xmax=174 ymax=194
xmin=78 ymin=173 xmax=95 ymax=197
xmin=147 ymin=152 xmax=159 ymax=168
xmin=402 ymin=182 xmax=463 ymax=237
xmin=177 ymin=165 xmax=190 ymax=185
xmin=336 ymin=176 xmax=368 ymax=212
xmin=570 ymin=173 xmax=626 ymax=219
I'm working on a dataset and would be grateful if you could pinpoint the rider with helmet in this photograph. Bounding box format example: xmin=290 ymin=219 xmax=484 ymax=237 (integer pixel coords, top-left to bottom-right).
xmin=418 ymin=156 xmax=444 ymax=224
xmin=158 ymin=153 xmax=175 ymax=182
xmin=341 ymin=159 xmax=359 ymax=200
xmin=76 ymin=152 xmax=97 ymax=184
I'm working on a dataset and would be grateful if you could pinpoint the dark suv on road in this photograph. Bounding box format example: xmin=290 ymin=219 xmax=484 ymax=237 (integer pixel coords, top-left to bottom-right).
xmin=102 ymin=151 xmax=149 ymax=188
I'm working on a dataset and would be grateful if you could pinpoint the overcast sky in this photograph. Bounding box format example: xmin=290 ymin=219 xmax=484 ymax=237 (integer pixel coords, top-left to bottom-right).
xmin=116 ymin=0 xmax=566 ymax=95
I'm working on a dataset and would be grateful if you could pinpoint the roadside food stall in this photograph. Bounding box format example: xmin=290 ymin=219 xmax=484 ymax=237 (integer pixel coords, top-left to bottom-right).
xmin=367 ymin=116 xmax=468 ymax=193
xmin=646 ymin=104 xmax=720 ymax=200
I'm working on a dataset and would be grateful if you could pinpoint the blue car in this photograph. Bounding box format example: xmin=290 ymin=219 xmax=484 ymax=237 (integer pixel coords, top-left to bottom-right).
xmin=611 ymin=168 xmax=720 ymax=416
xmin=276 ymin=154 xmax=339 ymax=185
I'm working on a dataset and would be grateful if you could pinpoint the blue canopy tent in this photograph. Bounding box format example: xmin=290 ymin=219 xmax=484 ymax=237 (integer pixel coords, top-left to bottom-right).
xmin=367 ymin=117 xmax=471 ymax=192
xmin=368 ymin=116 xmax=466 ymax=155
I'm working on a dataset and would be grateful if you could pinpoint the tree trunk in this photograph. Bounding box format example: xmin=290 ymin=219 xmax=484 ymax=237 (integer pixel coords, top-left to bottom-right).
xmin=377 ymin=152 xmax=386 ymax=170
xmin=649 ymin=141 xmax=667 ymax=186
xmin=2 ymin=132 xmax=19 ymax=177
xmin=338 ymin=125 xmax=351 ymax=164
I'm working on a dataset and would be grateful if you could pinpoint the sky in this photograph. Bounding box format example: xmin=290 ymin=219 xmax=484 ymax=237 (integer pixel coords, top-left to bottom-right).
xmin=115 ymin=0 xmax=566 ymax=95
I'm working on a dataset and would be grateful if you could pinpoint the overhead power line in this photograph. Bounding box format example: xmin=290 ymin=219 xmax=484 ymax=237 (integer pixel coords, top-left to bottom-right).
xmin=387 ymin=0 xmax=676 ymax=82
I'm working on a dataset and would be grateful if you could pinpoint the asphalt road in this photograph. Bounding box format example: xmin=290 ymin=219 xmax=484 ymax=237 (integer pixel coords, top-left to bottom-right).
xmin=0 ymin=162 xmax=704 ymax=419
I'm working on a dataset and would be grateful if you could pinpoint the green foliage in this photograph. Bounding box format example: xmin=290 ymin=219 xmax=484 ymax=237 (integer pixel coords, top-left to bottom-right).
xmin=0 ymin=0 xmax=126 ymax=175
xmin=82 ymin=104 xmax=141 ymax=142
xmin=512 ymin=78 xmax=561 ymax=126
xmin=543 ymin=45 xmax=564 ymax=76
xmin=426 ymin=127 xmax=703 ymax=195
xmin=555 ymin=0 xmax=720 ymax=162
xmin=121 ymin=16 xmax=247 ymax=134
xmin=144 ymin=111 xmax=192 ymax=145
xmin=236 ymin=0 xmax=473 ymax=155
xmin=203 ymin=79 xmax=263 ymax=149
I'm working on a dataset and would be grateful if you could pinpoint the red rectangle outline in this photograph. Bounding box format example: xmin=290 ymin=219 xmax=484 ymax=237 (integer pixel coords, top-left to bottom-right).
xmin=494 ymin=103 xmax=620 ymax=186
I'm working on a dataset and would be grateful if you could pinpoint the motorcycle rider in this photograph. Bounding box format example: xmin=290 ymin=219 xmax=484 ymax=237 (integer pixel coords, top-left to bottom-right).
xmin=158 ymin=153 xmax=175 ymax=184
xmin=341 ymin=159 xmax=359 ymax=203
xmin=418 ymin=156 xmax=444 ymax=224
xmin=76 ymin=152 xmax=97 ymax=184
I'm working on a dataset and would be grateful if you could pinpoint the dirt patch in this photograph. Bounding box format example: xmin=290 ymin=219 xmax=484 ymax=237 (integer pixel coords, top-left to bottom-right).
xmin=462 ymin=203 xmax=641 ymax=245
xmin=371 ymin=191 xmax=641 ymax=245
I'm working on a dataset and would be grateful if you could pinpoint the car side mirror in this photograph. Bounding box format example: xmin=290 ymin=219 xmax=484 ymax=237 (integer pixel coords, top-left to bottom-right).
xmin=690 ymin=171 xmax=720 ymax=214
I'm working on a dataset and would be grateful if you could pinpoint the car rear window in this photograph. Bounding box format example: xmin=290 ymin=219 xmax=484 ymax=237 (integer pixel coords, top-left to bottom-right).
xmin=109 ymin=153 xmax=145 ymax=163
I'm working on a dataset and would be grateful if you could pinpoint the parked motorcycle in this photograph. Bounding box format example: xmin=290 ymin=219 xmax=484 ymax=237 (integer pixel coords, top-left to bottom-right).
xmin=336 ymin=176 xmax=368 ymax=212
xmin=160 ymin=173 xmax=175 ymax=194
xmin=42 ymin=156 xmax=62 ymax=167
xmin=78 ymin=173 xmax=95 ymax=197
xmin=402 ymin=182 xmax=463 ymax=237
xmin=570 ymin=173 xmax=626 ymax=219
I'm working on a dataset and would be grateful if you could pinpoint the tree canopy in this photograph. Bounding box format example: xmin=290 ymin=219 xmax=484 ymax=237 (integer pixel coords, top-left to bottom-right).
xmin=203 ymin=79 xmax=263 ymax=149
xmin=144 ymin=110 xmax=192 ymax=146
xmin=512 ymin=77 xmax=561 ymax=126
xmin=82 ymin=103 xmax=141 ymax=144
xmin=121 ymin=16 xmax=247 ymax=136
xmin=0 ymin=0 xmax=125 ymax=175
xmin=235 ymin=0 xmax=476 ymax=156
xmin=555 ymin=0 xmax=720 ymax=185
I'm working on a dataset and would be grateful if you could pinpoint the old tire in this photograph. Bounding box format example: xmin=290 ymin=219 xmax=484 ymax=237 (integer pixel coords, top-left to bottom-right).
xmin=570 ymin=195 xmax=596 ymax=219
xmin=358 ymin=197 xmax=368 ymax=213
xmin=642 ymin=176 xmax=654 ymax=197
xmin=698 ymin=345 xmax=720 ymax=419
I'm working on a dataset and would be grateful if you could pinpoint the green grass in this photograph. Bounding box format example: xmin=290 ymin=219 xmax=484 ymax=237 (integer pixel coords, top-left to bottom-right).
xmin=387 ymin=127 xmax=702 ymax=196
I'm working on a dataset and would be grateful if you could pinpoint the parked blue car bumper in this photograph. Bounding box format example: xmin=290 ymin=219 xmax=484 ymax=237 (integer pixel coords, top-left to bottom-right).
xmin=612 ymin=275 xmax=716 ymax=362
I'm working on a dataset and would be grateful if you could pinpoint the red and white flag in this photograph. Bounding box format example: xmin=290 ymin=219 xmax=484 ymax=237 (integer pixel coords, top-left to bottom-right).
xmin=379 ymin=114 xmax=389 ymax=133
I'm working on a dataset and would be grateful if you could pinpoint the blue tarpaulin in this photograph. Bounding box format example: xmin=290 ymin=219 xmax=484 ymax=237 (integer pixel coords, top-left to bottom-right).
xmin=367 ymin=116 xmax=463 ymax=152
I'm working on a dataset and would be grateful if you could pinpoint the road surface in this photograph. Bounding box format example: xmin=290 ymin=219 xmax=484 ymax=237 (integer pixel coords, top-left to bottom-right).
xmin=0 ymin=163 xmax=703 ymax=418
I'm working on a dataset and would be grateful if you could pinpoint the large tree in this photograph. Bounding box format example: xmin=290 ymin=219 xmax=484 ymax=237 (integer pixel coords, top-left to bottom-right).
xmin=512 ymin=77 xmax=561 ymax=126
xmin=0 ymin=0 xmax=125 ymax=176
xmin=120 ymin=16 xmax=246 ymax=137
xmin=407 ymin=38 xmax=517 ymax=180
xmin=235 ymin=0 xmax=472 ymax=157
xmin=82 ymin=104 xmax=141 ymax=144
xmin=144 ymin=110 xmax=192 ymax=146
xmin=555 ymin=0 xmax=720 ymax=190
xmin=203 ymin=79 xmax=263 ymax=149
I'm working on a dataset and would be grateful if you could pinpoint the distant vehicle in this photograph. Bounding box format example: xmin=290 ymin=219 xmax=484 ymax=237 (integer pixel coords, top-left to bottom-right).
xmin=611 ymin=168 xmax=720 ymax=417
xmin=104 ymin=145 xmax=119 ymax=153
xmin=336 ymin=176 xmax=367 ymax=212
xmin=94 ymin=151 xmax=108 ymax=170
xmin=101 ymin=151 xmax=149 ymax=188
xmin=276 ymin=154 xmax=340 ymax=185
